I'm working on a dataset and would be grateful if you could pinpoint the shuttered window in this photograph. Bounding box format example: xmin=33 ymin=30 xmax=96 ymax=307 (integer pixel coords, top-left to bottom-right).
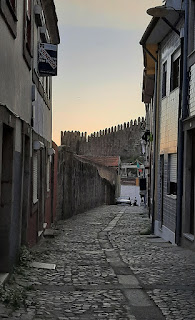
xmin=33 ymin=152 xmax=38 ymax=203
xmin=170 ymin=153 xmax=177 ymax=183
xmin=168 ymin=153 xmax=177 ymax=196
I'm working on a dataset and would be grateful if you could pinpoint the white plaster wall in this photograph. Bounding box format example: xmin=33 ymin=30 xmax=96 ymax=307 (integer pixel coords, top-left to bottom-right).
xmin=0 ymin=1 xmax=32 ymax=124
xmin=154 ymin=220 xmax=175 ymax=244
xmin=159 ymin=22 xmax=183 ymax=154
xmin=120 ymin=185 xmax=141 ymax=205
xmin=33 ymin=87 xmax=52 ymax=143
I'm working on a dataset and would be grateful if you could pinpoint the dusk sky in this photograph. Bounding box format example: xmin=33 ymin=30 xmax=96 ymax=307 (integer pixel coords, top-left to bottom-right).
xmin=52 ymin=1 xmax=162 ymax=145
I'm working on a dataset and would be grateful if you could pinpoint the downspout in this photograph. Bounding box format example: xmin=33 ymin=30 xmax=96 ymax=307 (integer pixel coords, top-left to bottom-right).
xmin=176 ymin=0 xmax=189 ymax=245
xmin=151 ymin=60 xmax=158 ymax=233
xmin=143 ymin=46 xmax=158 ymax=232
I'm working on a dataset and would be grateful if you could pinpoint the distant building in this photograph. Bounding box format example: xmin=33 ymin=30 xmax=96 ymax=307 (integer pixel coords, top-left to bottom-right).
xmin=0 ymin=0 xmax=60 ymax=272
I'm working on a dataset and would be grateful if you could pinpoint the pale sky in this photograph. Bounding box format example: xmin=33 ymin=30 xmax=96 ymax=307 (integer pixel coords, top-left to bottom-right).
xmin=52 ymin=0 xmax=162 ymax=145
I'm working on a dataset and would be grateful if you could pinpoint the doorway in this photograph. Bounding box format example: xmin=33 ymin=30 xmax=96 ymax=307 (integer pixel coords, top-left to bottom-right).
xmin=160 ymin=155 xmax=164 ymax=228
xmin=21 ymin=135 xmax=30 ymax=245
xmin=0 ymin=124 xmax=14 ymax=271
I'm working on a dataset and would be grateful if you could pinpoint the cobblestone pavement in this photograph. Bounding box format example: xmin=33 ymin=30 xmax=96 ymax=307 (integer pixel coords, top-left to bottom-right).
xmin=0 ymin=205 xmax=195 ymax=319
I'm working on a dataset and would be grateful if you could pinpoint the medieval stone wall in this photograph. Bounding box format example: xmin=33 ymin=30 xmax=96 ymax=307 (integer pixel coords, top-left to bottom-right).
xmin=57 ymin=147 xmax=115 ymax=220
xmin=61 ymin=117 xmax=145 ymax=161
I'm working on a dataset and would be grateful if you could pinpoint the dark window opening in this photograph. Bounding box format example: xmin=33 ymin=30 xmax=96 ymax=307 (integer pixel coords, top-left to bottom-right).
xmin=7 ymin=0 xmax=16 ymax=11
xmin=1 ymin=0 xmax=17 ymax=38
xmin=171 ymin=56 xmax=180 ymax=91
xmin=162 ymin=62 xmax=167 ymax=98
xmin=170 ymin=182 xmax=177 ymax=195
xmin=26 ymin=0 xmax=31 ymax=52
xmin=23 ymin=0 xmax=32 ymax=68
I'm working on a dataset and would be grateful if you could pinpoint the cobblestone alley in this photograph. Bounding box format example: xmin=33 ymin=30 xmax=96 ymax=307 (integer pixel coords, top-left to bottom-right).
xmin=1 ymin=205 xmax=195 ymax=320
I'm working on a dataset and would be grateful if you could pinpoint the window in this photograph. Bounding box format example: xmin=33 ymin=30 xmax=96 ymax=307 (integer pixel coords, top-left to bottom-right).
xmin=26 ymin=0 xmax=31 ymax=51
xmin=168 ymin=153 xmax=177 ymax=196
xmin=162 ymin=61 xmax=167 ymax=98
xmin=189 ymin=0 xmax=195 ymax=53
xmin=33 ymin=152 xmax=38 ymax=204
xmin=170 ymin=50 xmax=180 ymax=91
xmin=23 ymin=0 xmax=32 ymax=68
xmin=0 ymin=0 xmax=17 ymax=37
xmin=7 ymin=0 xmax=16 ymax=11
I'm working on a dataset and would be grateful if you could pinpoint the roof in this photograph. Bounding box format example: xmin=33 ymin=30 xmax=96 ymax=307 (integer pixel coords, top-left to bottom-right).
xmin=75 ymin=155 xmax=120 ymax=168
xmin=140 ymin=9 xmax=183 ymax=103
xmin=140 ymin=11 xmax=183 ymax=46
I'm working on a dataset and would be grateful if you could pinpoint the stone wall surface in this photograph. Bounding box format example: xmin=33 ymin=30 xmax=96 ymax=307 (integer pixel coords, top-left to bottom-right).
xmin=61 ymin=117 xmax=145 ymax=161
xmin=57 ymin=147 xmax=115 ymax=220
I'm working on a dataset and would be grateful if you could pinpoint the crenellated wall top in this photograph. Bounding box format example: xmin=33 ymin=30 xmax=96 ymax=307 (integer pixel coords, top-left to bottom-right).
xmin=61 ymin=116 xmax=145 ymax=144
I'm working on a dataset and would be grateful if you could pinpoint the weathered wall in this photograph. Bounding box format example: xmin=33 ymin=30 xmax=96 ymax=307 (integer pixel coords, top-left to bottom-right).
xmin=57 ymin=147 xmax=115 ymax=220
xmin=52 ymin=141 xmax=58 ymax=223
xmin=61 ymin=117 xmax=145 ymax=161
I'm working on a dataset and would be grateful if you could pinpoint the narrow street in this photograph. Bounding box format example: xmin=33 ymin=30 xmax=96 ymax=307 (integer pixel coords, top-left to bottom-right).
xmin=1 ymin=205 xmax=195 ymax=320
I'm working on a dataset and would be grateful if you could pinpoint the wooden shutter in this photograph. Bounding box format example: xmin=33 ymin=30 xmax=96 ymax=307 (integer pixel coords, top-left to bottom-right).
xmin=170 ymin=153 xmax=177 ymax=183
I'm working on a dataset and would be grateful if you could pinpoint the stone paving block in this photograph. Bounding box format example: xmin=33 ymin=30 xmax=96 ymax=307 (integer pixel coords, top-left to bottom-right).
xmin=117 ymin=275 xmax=141 ymax=288
xmin=43 ymin=229 xmax=55 ymax=238
xmin=112 ymin=266 xmax=133 ymax=275
xmin=109 ymin=260 xmax=127 ymax=268
xmin=148 ymin=238 xmax=170 ymax=243
xmin=131 ymin=306 xmax=165 ymax=320
xmin=30 ymin=262 xmax=56 ymax=270
xmin=123 ymin=289 xmax=153 ymax=306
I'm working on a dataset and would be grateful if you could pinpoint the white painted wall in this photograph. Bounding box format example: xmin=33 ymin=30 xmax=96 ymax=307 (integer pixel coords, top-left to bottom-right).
xmin=159 ymin=22 xmax=183 ymax=154
xmin=120 ymin=184 xmax=141 ymax=205
xmin=189 ymin=64 xmax=195 ymax=117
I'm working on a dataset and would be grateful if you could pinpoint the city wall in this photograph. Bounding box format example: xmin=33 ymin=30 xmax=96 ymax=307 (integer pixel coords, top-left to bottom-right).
xmin=57 ymin=147 xmax=115 ymax=219
xmin=61 ymin=117 xmax=145 ymax=160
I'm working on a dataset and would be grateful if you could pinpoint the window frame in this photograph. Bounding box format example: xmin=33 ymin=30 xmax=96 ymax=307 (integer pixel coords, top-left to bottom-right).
xmin=170 ymin=50 xmax=180 ymax=92
xmin=0 ymin=0 xmax=18 ymax=38
xmin=23 ymin=0 xmax=33 ymax=69
xmin=167 ymin=153 xmax=177 ymax=196
xmin=162 ymin=61 xmax=167 ymax=98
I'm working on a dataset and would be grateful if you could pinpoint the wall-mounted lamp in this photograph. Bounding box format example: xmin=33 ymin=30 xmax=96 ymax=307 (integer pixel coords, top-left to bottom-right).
xmin=33 ymin=140 xmax=44 ymax=150
xmin=48 ymin=148 xmax=55 ymax=156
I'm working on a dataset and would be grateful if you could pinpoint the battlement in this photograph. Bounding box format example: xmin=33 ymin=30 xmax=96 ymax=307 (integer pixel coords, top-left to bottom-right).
xmin=60 ymin=117 xmax=145 ymax=160
xmin=61 ymin=117 xmax=145 ymax=144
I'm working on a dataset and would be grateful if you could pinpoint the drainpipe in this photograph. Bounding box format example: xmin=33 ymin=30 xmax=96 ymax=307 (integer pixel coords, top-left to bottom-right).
xmin=176 ymin=0 xmax=189 ymax=245
xmin=151 ymin=60 xmax=158 ymax=233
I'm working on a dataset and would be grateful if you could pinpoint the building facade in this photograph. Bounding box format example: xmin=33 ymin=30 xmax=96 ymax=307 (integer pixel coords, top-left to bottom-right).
xmin=182 ymin=0 xmax=195 ymax=249
xmin=141 ymin=0 xmax=195 ymax=249
xmin=140 ymin=0 xmax=184 ymax=244
xmin=0 ymin=0 xmax=59 ymax=272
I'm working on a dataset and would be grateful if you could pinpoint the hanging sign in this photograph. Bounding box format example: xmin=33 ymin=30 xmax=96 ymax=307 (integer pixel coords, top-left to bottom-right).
xmin=38 ymin=43 xmax=58 ymax=76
